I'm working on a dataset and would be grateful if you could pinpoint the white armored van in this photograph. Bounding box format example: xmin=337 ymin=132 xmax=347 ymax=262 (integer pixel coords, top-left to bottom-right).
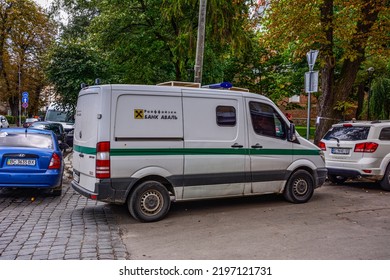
xmin=71 ymin=82 xmax=327 ymax=222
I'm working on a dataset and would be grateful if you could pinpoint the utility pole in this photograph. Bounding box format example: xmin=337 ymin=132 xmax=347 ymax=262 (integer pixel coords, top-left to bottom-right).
xmin=194 ymin=0 xmax=207 ymax=84
xmin=18 ymin=64 xmax=21 ymax=127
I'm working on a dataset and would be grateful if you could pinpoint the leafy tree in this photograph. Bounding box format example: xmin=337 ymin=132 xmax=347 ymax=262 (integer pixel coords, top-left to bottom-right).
xmin=45 ymin=41 xmax=109 ymax=111
xmin=0 ymin=0 xmax=55 ymax=117
xmin=260 ymin=0 xmax=390 ymax=143
xmin=45 ymin=0 xmax=259 ymax=109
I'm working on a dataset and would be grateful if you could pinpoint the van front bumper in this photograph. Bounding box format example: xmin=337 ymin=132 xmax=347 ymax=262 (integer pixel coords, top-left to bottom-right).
xmin=315 ymin=167 xmax=328 ymax=188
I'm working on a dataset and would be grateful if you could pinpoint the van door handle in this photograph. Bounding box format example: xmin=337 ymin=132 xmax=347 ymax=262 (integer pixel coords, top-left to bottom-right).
xmin=79 ymin=153 xmax=84 ymax=158
xmin=231 ymin=143 xmax=244 ymax=148
xmin=251 ymin=143 xmax=263 ymax=149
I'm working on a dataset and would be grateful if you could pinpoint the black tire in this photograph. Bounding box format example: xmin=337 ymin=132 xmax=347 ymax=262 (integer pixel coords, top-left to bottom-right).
xmin=128 ymin=180 xmax=171 ymax=222
xmin=284 ymin=170 xmax=314 ymax=203
xmin=328 ymin=175 xmax=347 ymax=184
xmin=380 ymin=164 xmax=390 ymax=191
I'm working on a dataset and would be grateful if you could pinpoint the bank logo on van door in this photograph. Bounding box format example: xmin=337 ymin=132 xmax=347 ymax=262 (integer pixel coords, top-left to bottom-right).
xmin=134 ymin=109 xmax=144 ymax=119
xmin=134 ymin=109 xmax=178 ymax=120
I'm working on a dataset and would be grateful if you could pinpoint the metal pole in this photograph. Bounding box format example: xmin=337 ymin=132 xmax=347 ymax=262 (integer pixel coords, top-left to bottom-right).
xmin=306 ymin=70 xmax=312 ymax=140
xmin=367 ymin=67 xmax=374 ymax=120
xmin=18 ymin=64 xmax=21 ymax=127
xmin=194 ymin=0 xmax=207 ymax=84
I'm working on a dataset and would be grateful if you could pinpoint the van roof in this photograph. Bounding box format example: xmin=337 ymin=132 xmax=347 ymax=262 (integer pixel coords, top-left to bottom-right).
xmin=81 ymin=84 xmax=272 ymax=103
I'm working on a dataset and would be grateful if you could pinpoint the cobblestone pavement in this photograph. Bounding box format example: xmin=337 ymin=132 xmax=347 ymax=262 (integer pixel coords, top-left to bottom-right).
xmin=0 ymin=181 xmax=129 ymax=260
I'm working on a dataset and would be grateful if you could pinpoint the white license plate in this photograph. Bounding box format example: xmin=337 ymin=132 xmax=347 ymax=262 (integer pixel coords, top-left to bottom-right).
xmin=331 ymin=148 xmax=350 ymax=155
xmin=73 ymin=171 xmax=80 ymax=183
xmin=7 ymin=159 xmax=36 ymax=166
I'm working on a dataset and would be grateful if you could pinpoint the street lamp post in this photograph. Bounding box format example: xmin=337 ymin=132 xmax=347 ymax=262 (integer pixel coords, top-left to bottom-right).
xmin=367 ymin=67 xmax=375 ymax=120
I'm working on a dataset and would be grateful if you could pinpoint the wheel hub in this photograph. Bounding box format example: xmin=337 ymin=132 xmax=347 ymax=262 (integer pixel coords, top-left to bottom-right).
xmin=293 ymin=178 xmax=308 ymax=195
xmin=140 ymin=190 xmax=163 ymax=215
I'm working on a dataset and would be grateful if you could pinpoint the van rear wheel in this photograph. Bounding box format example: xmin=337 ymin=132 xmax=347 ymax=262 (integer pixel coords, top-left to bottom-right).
xmin=128 ymin=181 xmax=171 ymax=222
xmin=284 ymin=170 xmax=314 ymax=203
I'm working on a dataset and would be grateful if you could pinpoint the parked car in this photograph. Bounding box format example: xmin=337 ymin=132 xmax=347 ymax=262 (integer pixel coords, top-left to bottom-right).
xmin=29 ymin=121 xmax=67 ymax=150
xmin=0 ymin=115 xmax=9 ymax=128
xmin=319 ymin=120 xmax=390 ymax=191
xmin=23 ymin=118 xmax=39 ymax=128
xmin=0 ymin=128 xmax=64 ymax=196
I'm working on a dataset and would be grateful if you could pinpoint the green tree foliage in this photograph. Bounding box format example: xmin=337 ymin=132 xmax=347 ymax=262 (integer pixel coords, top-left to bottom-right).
xmin=370 ymin=74 xmax=390 ymax=119
xmin=46 ymin=0 xmax=259 ymax=109
xmin=0 ymin=0 xmax=55 ymax=117
xmin=45 ymin=41 xmax=108 ymax=111
xmin=259 ymin=0 xmax=390 ymax=143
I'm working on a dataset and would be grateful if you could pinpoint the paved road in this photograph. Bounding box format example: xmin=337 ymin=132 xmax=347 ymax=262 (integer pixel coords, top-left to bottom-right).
xmin=1 ymin=176 xmax=389 ymax=260
xmin=114 ymin=181 xmax=390 ymax=260
xmin=0 ymin=181 xmax=128 ymax=260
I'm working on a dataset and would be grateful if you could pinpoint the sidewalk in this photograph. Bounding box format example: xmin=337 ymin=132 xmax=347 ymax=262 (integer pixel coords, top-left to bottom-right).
xmin=0 ymin=151 xmax=129 ymax=260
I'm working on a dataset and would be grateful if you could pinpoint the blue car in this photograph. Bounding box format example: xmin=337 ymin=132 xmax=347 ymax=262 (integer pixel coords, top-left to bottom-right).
xmin=0 ymin=128 xmax=64 ymax=196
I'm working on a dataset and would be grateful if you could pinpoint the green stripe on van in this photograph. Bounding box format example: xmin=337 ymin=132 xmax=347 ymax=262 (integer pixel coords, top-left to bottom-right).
xmin=74 ymin=145 xmax=320 ymax=156
xmin=74 ymin=145 xmax=96 ymax=154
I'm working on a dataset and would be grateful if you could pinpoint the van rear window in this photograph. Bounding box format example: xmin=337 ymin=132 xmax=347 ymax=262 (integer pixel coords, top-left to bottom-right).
xmin=323 ymin=126 xmax=370 ymax=141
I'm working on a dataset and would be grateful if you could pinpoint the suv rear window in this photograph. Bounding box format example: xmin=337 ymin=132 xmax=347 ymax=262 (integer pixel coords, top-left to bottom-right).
xmin=323 ymin=126 xmax=370 ymax=141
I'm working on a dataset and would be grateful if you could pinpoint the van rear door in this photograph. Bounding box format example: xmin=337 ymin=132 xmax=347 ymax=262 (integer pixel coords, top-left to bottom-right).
xmin=73 ymin=87 xmax=103 ymax=193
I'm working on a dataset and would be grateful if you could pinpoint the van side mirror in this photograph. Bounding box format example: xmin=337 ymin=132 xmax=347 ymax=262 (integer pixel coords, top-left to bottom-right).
xmin=288 ymin=123 xmax=297 ymax=142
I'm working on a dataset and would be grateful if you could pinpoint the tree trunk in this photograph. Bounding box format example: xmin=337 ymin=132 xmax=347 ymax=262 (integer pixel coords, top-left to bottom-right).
xmin=355 ymin=83 xmax=365 ymax=120
xmin=314 ymin=0 xmax=381 ymax=144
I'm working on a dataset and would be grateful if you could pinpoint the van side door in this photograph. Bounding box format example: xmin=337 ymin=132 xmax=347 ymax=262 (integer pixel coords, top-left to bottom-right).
xmin=181 ymin=91 xmax=249 ymax=199
xmin=246 ymin=98 xmax=293 ymax=193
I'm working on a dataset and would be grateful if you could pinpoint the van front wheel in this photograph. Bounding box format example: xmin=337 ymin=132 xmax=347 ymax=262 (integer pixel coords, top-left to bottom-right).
xmin=128 ymin=181 xmax=171 ymax=222
xmin=284 ymin=170 xmax=314 ymax=203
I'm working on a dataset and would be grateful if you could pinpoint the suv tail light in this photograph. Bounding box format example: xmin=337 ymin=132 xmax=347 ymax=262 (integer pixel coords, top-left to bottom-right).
xmin=318 ymin=141 xmax=326 ymax=151
xmin=48 ymin=152 xmax=61 ymax=169
xmin=96 ymin=141 xmax=110 ymax=179
xmin=354 ymin=142 xmax=378 ymax=153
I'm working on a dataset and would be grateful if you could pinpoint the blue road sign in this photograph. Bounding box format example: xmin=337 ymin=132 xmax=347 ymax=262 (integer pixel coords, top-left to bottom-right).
xmin=22 ymin=97 xmax=29 ymax=103
xmin=22 ymin=92 xmax=28 ymax=98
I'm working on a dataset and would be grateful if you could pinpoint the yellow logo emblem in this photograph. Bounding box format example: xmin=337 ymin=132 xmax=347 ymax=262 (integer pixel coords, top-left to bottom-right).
xmin=134 ymin=109 xmax=144 ymax=119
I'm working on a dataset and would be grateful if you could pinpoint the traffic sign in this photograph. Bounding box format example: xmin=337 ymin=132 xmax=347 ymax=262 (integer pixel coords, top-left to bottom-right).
xmin=22 ymin=97 xmax=28 ymax=103
xmin=22 ymin=102 xmax=28 ymax=109
xmin=306 ymin=50 xmax=319 ymax=71
xmin=22 ymin=92 xmax=29 ymax=98
xmin=305 ymin=71 xmax=319 ymax=93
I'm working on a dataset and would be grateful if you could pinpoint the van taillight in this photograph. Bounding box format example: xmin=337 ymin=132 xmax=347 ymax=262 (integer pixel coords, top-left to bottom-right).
xmin=48 ymin=153 xmax=61 ymax=169
xmin=318 ymin=141 xmax=326 ymax=151
xmin=96 ymin=141 xmax=110 ymax=179
xmin=354 ymin=142 xmax=378 ymax=153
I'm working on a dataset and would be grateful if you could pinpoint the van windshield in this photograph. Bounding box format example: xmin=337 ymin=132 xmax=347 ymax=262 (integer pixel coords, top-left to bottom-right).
xmin=46 ymin=110 xmax=74 ymax=124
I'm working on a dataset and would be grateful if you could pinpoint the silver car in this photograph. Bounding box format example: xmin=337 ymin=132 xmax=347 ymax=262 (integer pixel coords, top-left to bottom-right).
xmin=319 ymin=121 xmax=390 ymax=191
xmin=0 ymin=115 xmax=9 ymax=128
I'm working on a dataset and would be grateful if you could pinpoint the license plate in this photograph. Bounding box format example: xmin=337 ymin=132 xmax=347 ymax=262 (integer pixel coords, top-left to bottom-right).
xmin=331 ymin=148 xmax=350 ymax=155
xmin=73 ymin=171 xmax=80 ymax=183
xmin=7 ymin=159 xmax=36 ymax=166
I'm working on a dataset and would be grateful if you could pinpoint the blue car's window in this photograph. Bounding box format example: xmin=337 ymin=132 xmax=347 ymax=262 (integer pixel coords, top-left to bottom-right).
xmin=0 ymin=132 xmax=53 ymax=149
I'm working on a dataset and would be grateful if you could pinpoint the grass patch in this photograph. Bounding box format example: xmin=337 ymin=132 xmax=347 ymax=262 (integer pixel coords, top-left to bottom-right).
xmin=295 ymin=126 xmax=315 ymax=139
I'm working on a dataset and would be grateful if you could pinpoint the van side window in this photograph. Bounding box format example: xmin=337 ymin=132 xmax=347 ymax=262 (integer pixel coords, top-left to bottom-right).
xmin=216 ymin=106 xmax=236 ymax=126
xmin=249 ymin=101 xmax=286 ymax=139
xmin=379 ymin=127 xmax=390 ymax=140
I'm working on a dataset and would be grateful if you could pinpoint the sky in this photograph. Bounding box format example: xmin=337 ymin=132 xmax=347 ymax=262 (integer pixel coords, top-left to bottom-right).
xmin=34 ymin=0 xmax=52 ymax=9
